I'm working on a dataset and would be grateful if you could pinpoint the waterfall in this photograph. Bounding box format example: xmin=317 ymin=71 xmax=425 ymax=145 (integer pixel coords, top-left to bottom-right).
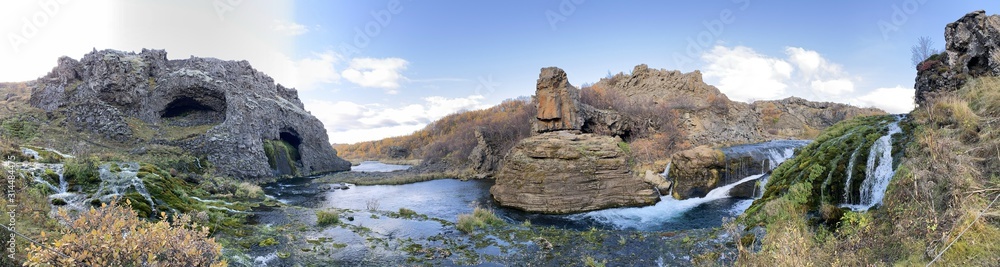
xmin=661 ymin=162 xmax=672 ymax=197
xmin=95 ymin=162 xmax=156 ymax=211
xmin=842 ymin=146 xmax=862 ymax=204
xmin=841 ymin=117 xmax=902 ymax=211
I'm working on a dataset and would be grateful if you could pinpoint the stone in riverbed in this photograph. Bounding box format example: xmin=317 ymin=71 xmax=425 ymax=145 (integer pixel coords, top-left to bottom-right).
xmin=669 ymin=145 xmax=726 ymax=200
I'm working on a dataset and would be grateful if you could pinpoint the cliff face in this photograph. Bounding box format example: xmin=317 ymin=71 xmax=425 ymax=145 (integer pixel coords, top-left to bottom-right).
xmin=28 ymin=49 xmax=351 ymax=179
xmin=915 ymin=10 xmax=1000 ymax=106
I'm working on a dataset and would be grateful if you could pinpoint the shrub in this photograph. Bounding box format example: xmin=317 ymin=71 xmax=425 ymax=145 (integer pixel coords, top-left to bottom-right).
xmin=234 ymin=182 xmax=262 ymax=199
xmin=25 ymin=200 xmax=226 ymax=267
xmin=316 ymin=210 xmax=340 ymax=226
xmin=456 ymin=207 xmax=504 ymax=234
xmin=398 ymin=207 xmax=418 ymax=218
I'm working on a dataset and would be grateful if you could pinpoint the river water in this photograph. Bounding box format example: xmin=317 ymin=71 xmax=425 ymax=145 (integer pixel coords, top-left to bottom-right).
xmin=262 ymin=139 xmax=808 ymax=233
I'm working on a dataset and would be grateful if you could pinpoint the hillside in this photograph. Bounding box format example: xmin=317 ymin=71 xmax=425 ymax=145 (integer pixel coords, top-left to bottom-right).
xmin=338 ymin=64 xmax=884 ymax=178
xmin=737 ymin=10 xmax=1000 ymax=265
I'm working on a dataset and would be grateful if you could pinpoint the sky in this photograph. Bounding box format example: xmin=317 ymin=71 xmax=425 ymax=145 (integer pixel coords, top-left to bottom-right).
xmin=0 ymin=1 xmax=988 ymax=144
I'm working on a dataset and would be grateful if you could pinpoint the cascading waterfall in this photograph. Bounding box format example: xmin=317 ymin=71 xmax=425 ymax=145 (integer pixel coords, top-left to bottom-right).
xmin=95 ymin=162 xmax=156 ymax=211
xmin=842 ymin=146 xmax=862 ymax=204
xmin=580 ymin=140 xmax=807 ymax=230
xmin=661 ymin=162 xmax=672 ymax=197
xmin=841 ymin=116 xmax=903 ymax=211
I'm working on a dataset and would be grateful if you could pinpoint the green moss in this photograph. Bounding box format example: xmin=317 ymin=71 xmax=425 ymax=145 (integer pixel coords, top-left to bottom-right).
xmin=2 ymin=117 xmax=37 ymax=140
xmin=262 ymin=139 xmax=300 ymax=176
xmin=746 ymin=115 xmax=899 ymax=227
xmin=124 ymin=193 xmax=153 ymax=218
xmin=258 ymin=237 xmax=279 ymax=247
xmin=63 ymin=158 xmax=101 ymax=192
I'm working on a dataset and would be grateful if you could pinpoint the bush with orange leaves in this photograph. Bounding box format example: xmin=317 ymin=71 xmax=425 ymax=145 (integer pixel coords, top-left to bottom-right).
xmin=25 ymin=200 xmax=227 ymax=267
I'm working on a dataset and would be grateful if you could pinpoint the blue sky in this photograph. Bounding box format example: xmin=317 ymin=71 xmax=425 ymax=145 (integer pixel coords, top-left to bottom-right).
xmin=0 ymin=1 xmax=988 ymax=143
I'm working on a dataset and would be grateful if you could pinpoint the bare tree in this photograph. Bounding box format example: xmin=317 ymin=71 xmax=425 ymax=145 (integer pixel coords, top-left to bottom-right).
xmin=911 ymin=36 xmax=941 ymax=66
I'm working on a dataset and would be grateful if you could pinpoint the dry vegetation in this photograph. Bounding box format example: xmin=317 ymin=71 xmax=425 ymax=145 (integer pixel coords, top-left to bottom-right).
xmin=25 ymin=200 xmax=227 ymax=267
xmin=580 ymin=83 xmax=686 ymax=169
xmin=336 ymin=97 xmax=535 ymax=167
xmin=734 ymin=77 xmax=1000 ymax=266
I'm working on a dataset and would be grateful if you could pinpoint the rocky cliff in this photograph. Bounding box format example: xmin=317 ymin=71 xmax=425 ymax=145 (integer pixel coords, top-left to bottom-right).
xmin=915 ymin=10 xmax=1000 ymax=106
xmin=595 ymin=64 xmax=884 ymax=147
xmin=27 ymin=49 xmax=351 ymax=179
xmin=491 ymin=67 xmax=659 ymax=214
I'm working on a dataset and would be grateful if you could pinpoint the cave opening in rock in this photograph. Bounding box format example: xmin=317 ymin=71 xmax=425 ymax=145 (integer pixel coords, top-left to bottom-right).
xmin=264 ymin=131 xmax=304 ymax=176
xmin=967 ymin=54 xmax=990 ymax=76
xmin=160 ymin=94 xmax=226 ymax=126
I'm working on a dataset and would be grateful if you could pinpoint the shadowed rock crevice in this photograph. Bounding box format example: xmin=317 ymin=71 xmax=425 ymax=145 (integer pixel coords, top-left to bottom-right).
xmin=160 ymin=94 xmax=226 ymax=126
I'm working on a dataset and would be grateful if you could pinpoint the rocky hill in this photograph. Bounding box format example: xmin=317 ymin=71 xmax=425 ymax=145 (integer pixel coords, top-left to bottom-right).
xmin=21 ymin=49 xmax=351 ymax=179
xmin=593 ymin=64 xmax=885 ymax=147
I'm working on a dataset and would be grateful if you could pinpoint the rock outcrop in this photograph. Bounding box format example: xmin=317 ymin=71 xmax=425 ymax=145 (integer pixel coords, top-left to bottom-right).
xmin=28 ymin=49 xmax=351 ymax=179
xmin=491 ymin=131 xmax=659 ymax=214
xmin=669 ymin=146 xmax=726 ymax=199
xmin=468 ymin=127 xmax=502 ymax=178
xmin=915 ymin=10 xmax=1000 ymax=106
xmin=595 ymin=64 xmax=884 ymax=147
xmin=491 ymin=67 xmax=659 ymax=214
xmin=534 ymin=67 xmax=584 ymax=132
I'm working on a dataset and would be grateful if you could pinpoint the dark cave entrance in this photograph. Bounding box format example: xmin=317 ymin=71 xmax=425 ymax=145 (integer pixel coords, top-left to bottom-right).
xmin=159 ymin=90 xmax=227 ymax=127
xmin=264 ymin=130 xmax=304 ymax=176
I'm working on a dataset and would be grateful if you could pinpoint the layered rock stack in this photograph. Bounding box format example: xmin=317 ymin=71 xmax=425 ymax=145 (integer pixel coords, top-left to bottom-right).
xmin=28 ymin=49 xmax=352 ymax=179
xmin=490 ymin=67 xmax=659 ymax=214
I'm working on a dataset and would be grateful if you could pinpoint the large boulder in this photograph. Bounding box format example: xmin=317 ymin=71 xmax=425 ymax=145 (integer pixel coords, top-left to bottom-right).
xmin=491 ymin=67 xmax=659 ymax=214
xmin=669 ymin=145 xmax=726 ymax=200
xmin=490 ymin=131 xmax=659 ymax=214
xmin=915 ymin=10 xmax=1000 ymax=106
xmin=28 ymin=49 xmax=351 ymax=179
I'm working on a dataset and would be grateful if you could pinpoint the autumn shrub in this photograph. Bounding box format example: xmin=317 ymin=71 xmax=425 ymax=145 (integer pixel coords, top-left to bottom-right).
xmin=25 ymin=200 xmax=226 ymax=267
xmin=336 ymin=97 xmax=535 ymax=168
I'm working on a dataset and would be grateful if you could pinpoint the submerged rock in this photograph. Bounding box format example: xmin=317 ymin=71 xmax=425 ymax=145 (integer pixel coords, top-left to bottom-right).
xmin=491 ymin=131 xmax=659 ymax=214
xmin=28 ymin=49 xmax=351 ymax=179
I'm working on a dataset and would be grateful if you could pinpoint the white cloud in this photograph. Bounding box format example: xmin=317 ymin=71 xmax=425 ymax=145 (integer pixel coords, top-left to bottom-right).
xmin=341 ymin=57 xmax=409 ymax=93
xmin=785 ymin=47 xmax=844 ymax=78
xmin=810 ymin=79 xmax=855 ymax=96
xmin=700 ymin=45 xmax=914 ymax=113
xmin=270 ymin=19 xmax=309 ymax=36
xmin=263 ymin=51 xmax=341 ymax=91
xmin=852 ymin=86 xmax=915 ymax=114
xmin=701 ymin=46 xmax=793 ymax=101
xmin=304 ymin=95 xmax=489 ymax=143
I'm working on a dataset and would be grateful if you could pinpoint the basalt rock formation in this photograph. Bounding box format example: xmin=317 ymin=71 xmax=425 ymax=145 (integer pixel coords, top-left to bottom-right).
xmin=491 ymin=67 xmax=659 ymax=214
xmin=28 ymin=49 xmax=351 ymax=179
xmin=915 ymin=10 xmax=1000 ymax=106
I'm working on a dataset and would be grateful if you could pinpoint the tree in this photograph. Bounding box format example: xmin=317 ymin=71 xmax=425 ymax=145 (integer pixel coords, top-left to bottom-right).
xmin=911 ymin=36 xmax=941 ymax=67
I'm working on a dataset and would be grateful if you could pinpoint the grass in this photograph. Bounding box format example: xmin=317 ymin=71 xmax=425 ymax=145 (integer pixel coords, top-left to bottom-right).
xmin=316 ymin=210 xmax=340 ymax=226
xmin=456 ymin=207 xmax=504 ymax=234
xmin=737 ymin=77 xmax=1000 ymax=266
